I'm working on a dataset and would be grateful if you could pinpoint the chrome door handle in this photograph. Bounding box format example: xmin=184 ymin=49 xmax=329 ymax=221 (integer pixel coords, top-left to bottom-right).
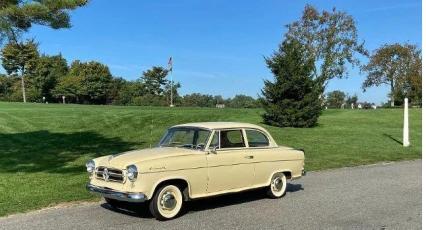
xmin=244 ymin=156 xmax=254 ymax=159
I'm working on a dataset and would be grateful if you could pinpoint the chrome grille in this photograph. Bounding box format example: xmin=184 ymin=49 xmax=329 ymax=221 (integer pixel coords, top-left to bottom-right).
xmin=95 ymin=166 xmax=125 ymax=183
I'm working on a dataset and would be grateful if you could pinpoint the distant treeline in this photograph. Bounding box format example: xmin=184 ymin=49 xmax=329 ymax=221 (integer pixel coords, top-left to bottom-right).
xmin=0 ymin=54 xmax=260 ymax=108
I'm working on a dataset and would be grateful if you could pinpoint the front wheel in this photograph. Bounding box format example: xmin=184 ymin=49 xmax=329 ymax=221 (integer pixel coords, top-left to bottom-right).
xmin=149 ymin=184 xmax=183 ymax=220
xmin=267 ymin=172 xmax=287 ymax=198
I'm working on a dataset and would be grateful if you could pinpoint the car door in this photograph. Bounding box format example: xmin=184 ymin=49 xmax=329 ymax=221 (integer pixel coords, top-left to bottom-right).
xmin=245 ymin=129 xmax=274 ymax=186
xmin=206 ymin=129 xmax=254 ymax=193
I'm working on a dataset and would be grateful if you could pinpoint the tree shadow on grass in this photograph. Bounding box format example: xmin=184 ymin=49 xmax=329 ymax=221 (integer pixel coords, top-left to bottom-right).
xmin=0 ymin=130 xmax=140 ymax=174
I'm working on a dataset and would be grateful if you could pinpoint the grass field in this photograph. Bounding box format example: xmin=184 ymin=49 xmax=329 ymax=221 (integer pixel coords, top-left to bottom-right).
xmin=0 ymin=102 xmax=421 ymax=216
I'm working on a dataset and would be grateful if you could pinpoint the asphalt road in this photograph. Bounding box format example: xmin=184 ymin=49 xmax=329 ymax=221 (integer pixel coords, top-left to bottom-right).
xmin=0 ymin=160 xmax=421 ymax=230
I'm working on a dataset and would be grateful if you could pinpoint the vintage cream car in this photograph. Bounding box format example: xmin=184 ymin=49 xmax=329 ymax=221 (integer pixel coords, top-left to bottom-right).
xmin=86 ymin=122 xmax=305 ymax=220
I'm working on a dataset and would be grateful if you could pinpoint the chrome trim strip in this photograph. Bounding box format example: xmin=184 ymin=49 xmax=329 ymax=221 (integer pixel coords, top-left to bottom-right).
xmin=140 ymin=159 xmax=303 ymax=174
xmin=86 ymin=183 xmax=146 ymax=203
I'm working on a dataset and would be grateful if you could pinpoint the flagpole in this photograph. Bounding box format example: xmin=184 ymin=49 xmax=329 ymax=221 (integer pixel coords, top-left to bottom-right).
xmin=170 ymin=69 xmax=173 ymax=107
xmin=168 ymin=57 xmax=174 ymax=107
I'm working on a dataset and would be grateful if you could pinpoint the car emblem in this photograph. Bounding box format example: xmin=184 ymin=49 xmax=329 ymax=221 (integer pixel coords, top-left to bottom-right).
xmin=103 ymin=168 xmax=109 ymax=181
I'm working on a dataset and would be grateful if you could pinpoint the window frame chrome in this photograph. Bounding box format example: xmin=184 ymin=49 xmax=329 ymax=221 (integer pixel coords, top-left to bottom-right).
xmin=206 ymin=128 xmax=250 ymax=151
xmin=158 ymin=126 xmax=212 ymax=151
xmin=243 ymin=128 xmax=272 ymax=148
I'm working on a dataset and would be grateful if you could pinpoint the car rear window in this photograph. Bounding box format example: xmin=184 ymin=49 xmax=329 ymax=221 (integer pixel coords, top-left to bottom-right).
xmin=246 ymin=129 xmax=269 ymax=147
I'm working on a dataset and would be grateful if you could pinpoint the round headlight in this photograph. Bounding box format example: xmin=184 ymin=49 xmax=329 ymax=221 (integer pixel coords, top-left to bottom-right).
xmin=126 ymin=165 xmax=138 ymax=182
xmin=85 ymin=160 xmax=95 ymax=173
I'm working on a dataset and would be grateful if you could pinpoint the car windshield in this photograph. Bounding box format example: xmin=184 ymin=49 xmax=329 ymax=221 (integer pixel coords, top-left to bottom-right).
xmin=158 ymin=127 xmax=211 ymax=150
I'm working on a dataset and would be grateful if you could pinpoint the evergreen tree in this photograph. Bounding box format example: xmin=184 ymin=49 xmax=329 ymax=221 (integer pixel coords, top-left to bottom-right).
xmin=140 ymin=66 xmax=169 ymax=96
xmin=0 ymin=0 xmax=88 ymax=43
xmin=261 ymin=39 xmax=322 ymax=127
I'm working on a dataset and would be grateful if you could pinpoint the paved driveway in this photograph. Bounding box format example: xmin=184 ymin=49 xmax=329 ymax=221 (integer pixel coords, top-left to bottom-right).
xmin=0 ymin=160 xmax=421 ymax=230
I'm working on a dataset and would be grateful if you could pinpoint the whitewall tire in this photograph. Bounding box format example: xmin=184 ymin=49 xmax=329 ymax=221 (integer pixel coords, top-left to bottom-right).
xmin=267 ymin=172 xmax=287 ymax=198
xmin=149 ymin=184 xmax=183 ymax=220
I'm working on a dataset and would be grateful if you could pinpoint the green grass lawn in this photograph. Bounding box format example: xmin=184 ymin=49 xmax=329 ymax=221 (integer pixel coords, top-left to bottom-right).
xmin=0 ymin=102 xmax=421 ymax=216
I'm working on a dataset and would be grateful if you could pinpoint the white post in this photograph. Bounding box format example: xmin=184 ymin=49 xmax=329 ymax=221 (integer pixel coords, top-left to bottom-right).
xmin=21 ymin=75 xmax=26 ymax=103
xmin=403 ymin=98 xmax=410 ymax=147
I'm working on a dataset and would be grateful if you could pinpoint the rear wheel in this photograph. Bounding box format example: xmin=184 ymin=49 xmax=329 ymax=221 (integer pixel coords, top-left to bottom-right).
xmin=267 ymin=172 xmax=287 ymax=198
xmin=149 ymin=184 xmax=183 ymax=220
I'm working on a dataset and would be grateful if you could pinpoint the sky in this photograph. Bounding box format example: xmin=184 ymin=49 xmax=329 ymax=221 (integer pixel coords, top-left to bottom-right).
xmin=19 ymin=0 xmax=422 ymax=104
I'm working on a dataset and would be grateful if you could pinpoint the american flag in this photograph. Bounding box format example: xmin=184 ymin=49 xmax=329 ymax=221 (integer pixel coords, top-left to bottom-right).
xmin=168 ymin=57 xmax=173 ymax=72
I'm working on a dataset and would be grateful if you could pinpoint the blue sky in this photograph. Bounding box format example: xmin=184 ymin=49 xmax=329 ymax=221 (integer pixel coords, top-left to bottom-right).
xmin=22 ymin=0 xmax=421 ymax=104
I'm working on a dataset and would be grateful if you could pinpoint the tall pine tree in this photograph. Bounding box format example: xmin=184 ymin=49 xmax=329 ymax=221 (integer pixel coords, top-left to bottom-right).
xmin=261 ymin=39 xmax=322 ymax=127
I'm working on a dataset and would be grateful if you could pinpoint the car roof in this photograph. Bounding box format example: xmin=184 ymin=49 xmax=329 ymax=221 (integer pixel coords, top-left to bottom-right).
xmin=171 ymin=122 xmax=267 ymax=130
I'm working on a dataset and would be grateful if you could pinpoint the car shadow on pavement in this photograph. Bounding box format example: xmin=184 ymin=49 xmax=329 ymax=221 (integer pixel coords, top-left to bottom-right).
xmin=186 ymin=183 xmax=304 ymax=213
xmin=101 ymin=202 xmax=152 ymax=218
xmin=100 ymin=183 xmax=304 ymax=219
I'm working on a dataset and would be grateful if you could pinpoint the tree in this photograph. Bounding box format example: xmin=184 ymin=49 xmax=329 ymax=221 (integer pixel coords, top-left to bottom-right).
xmin=109 ymin=77 xmax=127 ymax=104
xmin=32 ymin=54 xmax=68 ymax=101
xmin=54 ymin=60 xmax=112 ymax=104
xmin=228 ymin=95 xmax=259 ymax=108
xmin=362 ymin=43 xmax=422 ymax=106
xmin=285 ymin=5 xmax=368 ymax=93
xmin=406 ymin=53 xmax=422 ymax=105
xmin=52 ymin=74 xmax=83 ymax=103
xmin=72 ymin=60 xmax=112 ymax=103
xmin=214 ymin=95 xmax=225 ymax=105
xmin=261 ymin=39 xmax=322 ymax=127
xmin=140 ymin=66 xmax=169 ymax=96
xmin=0 ymin=73 xmax=17 ymax=100
xmin=346 ymin=94 xmax=358 ymax=105
xmin=326 ymin=90 xmax=346 ymax=108
xmin=181 ymin=93 xmax=216 ymax=107
xmin=164 ymin=80 xmax=181 ymax=105
xmin=0 ymin=0 xmax=88 ymax=43
xmin=1 ymin=39 xmax=39 ymax=102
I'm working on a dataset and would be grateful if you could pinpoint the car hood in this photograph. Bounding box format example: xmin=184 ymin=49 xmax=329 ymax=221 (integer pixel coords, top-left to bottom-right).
xmin=103 ymin=147 xmax=196 ymax=169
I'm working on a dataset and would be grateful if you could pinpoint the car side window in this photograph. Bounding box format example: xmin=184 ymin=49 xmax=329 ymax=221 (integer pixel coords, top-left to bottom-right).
xmin=246 ymin=129 xmax=269 ymax=147
xmin=220 ymin=130 xmax=245 ymax=148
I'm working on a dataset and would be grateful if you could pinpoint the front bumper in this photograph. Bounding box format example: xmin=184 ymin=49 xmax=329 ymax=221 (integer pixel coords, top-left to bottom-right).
xmin=86 ymin=183 xmax=147 ymax=203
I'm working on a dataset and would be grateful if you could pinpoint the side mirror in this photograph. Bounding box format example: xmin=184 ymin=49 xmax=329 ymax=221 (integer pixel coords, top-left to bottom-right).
xmin=209 ymin=146 xmax=218 ymax=154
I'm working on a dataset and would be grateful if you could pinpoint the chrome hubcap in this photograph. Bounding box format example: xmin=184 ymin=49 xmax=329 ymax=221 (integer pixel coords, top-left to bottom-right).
xmin=272 ymin=177 xmax=283 ymax=192
xmin=160 ymin=192 xmax=176 ymax=210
